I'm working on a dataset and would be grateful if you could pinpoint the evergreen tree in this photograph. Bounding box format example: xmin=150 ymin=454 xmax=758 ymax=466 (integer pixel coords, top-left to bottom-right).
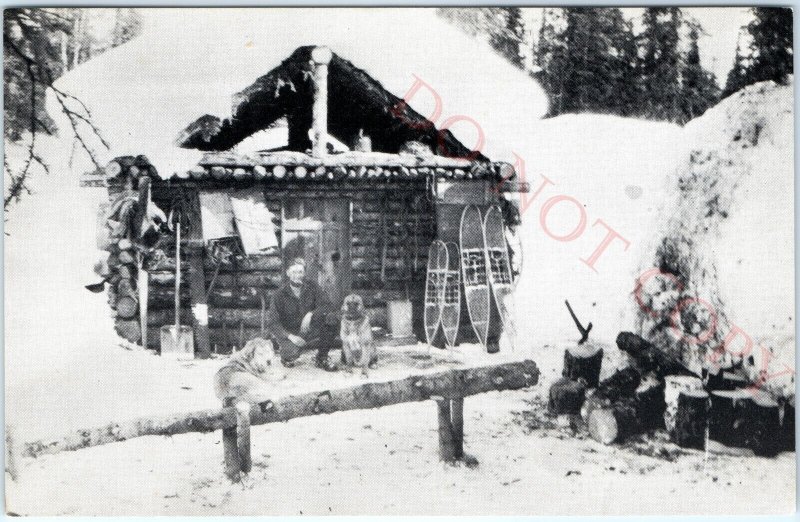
xmin=723 ymin=28 xmax=750 ymax=97
xmin=637 ymin=7 xmax=684 ymax=122
xmin=680 ymin=23 xmax=720 ymax=122
xmin=535 ymin=8 xmax=569 ymax=115
xmin=747 ymin=7 xmax=793 ymax=86
xmin=559 ymin=8 xmax=636 ymax=115
xmin=489 ymin=7 xmax=525 ymax=69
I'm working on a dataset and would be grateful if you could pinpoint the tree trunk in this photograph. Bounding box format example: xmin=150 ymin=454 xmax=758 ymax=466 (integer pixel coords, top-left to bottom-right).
xmin=672 ymin=389 xmax=709 ymax=450
xmin=548 ymin=377 xmax=586 ymax=415
xmin=616 ymin=332 xmax=698 ymax=378
xmin=21 ymin=360 xmax=539 ymax=459
xmin=563 ymin=344 xmax=603 ymax=387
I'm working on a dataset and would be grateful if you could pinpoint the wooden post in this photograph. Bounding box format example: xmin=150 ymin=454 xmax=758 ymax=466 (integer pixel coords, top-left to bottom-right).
xmin=222 ymin=399 xmax=241 ymax=481
xmin=186 ymin=190 xmax=211 ymax=359
xmin=235 ymin=402 xmax=252 ymax=474
xmin=450 ymin=398 xmax=464 ymax=459
xmin=434 ymin=397 xmax=456 ymax=461
xmin=138 ymin=253 xmax=149 ymax=349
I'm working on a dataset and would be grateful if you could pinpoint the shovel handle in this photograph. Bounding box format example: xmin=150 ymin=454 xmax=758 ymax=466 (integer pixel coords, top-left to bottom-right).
xmin=175 ymin=221 xmax=181 ymax=331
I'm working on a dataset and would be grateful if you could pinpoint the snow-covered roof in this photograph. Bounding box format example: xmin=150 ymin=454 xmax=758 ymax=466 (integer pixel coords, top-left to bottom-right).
xmin=177 ymin=46 xmax=483 ymax=160
xmin=47 ymin=8 xmax=548 ymax=179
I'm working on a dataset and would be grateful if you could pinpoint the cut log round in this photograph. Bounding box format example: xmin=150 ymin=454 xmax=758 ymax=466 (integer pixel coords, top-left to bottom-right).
xmin=548 ymin=377 xmax=586 ymax=415
xmin=118 ymin=238 xmax=134 ymax=251
xmin=118 ymin=265 xmax=134 ymax=280
xmin=709 ymin=389 xmax=753 ymax=448
xmin=115 ymin=318 xmax=142 ymax=344
xmin=748 ymin=392 xmax=781 ymax=457
xmin=616 ymin=332 xmax=698 ymax=378
xmin=664 ymin=375 xmax=704 ymax=434
xmin=117 ymin=278 xmax=136 ymax=298
xmin=118 ymin=250 xmax=136 ymax=265
xmin=706 ymin=370 xmax=749 ymax=391
xmin=596 ymin=366 xmax=641 ymax=402
xmin=635 ymin=374 xmax=666 ymax=430
xmin=563 ymin=343 xmax=603 ymax=387
xmin=781 ymin=396 xmax=795 ymax=452
xmin=581 ymin=390 xmax=608 ymax=422
xmin=116 ymin=295 xmax=139 ymax=320
xmin=672 ymin=389 xmax=709 ymax=450
xmin=588 ymin=399 xmax=640 ymax=444
xmin=253 ymin=165 xmax=267 ymax=179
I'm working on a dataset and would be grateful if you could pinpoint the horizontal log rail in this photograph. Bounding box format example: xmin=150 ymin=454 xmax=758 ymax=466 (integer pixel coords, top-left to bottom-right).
xmin=16 ymin=360 xmax=539 ymax=475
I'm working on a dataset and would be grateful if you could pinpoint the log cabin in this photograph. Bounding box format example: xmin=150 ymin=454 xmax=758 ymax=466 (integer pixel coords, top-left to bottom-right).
xmin=96 ymin=45 xmax=526 ymax=357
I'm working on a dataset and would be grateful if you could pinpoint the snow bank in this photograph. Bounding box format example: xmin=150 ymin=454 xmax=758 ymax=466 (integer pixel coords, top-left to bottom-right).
xmin=510 ymin=115 xmax=684 ymax=346
xmin=636 ymin=80 xmax=794 ymax=390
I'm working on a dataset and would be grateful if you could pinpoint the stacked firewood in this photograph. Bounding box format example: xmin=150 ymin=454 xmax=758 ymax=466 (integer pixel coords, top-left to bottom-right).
xmin=97 ymin=156 xmax=162 ymax=345
xmin=106 ymin=155 xmax=159 ymax=179
xmin=108 ymin=237 xmax=142 ymax=343
xmin=548 ymin=331 xmax=794 ymax=457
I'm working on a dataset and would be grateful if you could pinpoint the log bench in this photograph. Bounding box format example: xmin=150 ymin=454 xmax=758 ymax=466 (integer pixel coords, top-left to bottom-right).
xmin=12 ymin=360 xmax=539 ymax=482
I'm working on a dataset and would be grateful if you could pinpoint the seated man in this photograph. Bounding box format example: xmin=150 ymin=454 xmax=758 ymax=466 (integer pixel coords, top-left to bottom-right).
xmin=265 ymin=258 xmax=339 ymax=371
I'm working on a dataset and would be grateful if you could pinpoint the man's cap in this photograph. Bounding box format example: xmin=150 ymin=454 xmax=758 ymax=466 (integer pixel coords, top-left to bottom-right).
xmin=287 ymin=258 xmax=306 ymax=270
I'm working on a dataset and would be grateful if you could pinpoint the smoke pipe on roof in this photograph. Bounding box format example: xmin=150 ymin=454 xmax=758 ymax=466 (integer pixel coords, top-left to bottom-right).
xmin=310 ymin=46 xmax=332 ymax=158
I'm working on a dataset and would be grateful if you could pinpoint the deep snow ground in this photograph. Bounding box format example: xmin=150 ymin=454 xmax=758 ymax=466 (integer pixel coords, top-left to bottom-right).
xmin=5 ymin=341 xmax=795 ymax=516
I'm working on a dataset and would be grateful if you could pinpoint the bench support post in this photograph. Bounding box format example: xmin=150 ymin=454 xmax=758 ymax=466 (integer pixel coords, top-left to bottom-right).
xmin=222 ymin=399 xmax=241 ymax=481
xmin=236 ymin=402 xmax=252 ymax=474
xmin=434 ymin=397 xmax=464 ymax=462
xmin=451 ymin=398 xmax=464 ymax=459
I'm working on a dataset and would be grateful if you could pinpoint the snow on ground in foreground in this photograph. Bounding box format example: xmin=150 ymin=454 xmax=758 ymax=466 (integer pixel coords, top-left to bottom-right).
xmin=6 ymin=341 xmax=795 ymax=516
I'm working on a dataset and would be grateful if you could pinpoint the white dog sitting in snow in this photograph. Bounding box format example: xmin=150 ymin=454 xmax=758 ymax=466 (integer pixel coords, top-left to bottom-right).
xmin=214 ymin=338 xmax=286 ymax=404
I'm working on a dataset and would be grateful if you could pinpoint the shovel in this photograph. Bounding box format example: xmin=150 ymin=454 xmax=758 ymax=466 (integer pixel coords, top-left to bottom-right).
xmin=160 ymin=213 xmax=194 ymax=359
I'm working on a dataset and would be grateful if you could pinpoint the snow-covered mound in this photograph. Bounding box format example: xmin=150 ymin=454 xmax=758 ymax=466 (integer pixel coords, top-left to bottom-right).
xmin=510 ymin=115 xmax=684 ymax=346
xmin=46 ymin=8 xmax=548 ymax=177
xmin=635 ymin=80 xmax=794 ymax=393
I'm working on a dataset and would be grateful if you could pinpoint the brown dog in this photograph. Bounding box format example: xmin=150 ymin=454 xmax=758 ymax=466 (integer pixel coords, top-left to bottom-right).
xmin=340 ymin=294 xmax=377 ymax=375
xmin=214 ymin=337 xmax=286 ymax=404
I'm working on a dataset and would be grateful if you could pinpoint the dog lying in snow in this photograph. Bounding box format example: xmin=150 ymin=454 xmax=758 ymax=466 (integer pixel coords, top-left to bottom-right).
xmin=340 ymin=294 xmax=377 ymax=375
xmin=214 ymin=338 xmax=286 ymax=404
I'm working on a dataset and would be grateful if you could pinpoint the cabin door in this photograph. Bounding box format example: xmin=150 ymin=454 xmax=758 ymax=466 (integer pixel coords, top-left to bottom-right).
xmin=282 ymin=198 xmax=351 ymax=305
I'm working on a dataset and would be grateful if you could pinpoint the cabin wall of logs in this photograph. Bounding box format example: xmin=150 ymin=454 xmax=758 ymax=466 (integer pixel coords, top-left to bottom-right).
xmin=100 ymin=163 xmax=466 ymax=354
